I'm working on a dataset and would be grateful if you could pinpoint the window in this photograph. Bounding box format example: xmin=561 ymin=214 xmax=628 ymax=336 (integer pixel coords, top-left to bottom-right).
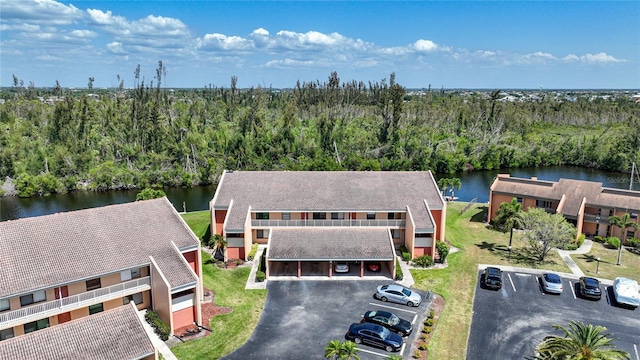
xmin=257 ymin=229 xmax=269 ymax=238
xmin=536 ymin=200 xmax=552 ymax=209
xmin=282 ymin=212 xmax=291 ymax=220
xmin=20 ymin=290 xmax=46 ymax=306
xmin=631 ymin=213 xmax=638 ymax=219
xmin=388 ymin=212 xmax=395 ymax=220
xmin=255 ymin=212 xmax=269 ymax=220
xmin=627 ymin=230 xmax=636 ymax=239
xmin=331 ymin=212 xmax=344 ymax=220
xmin=415 ymin=233 xmax=431 ymax=238
xmin=131 ymin=268 xmax=141 ymax=279
xmin=89 ymin=303 xmax=104 ymax=315
xmin=516 ymin=197 xmax=523 ymax=204
xmin=367 ymin=213 xmax=376 ymax=220
xmin=391 ymin=229 xmax=401 ymax=239
xmin=86 ymin=278 xmax=101 ymax=291
xmin=226 ymin=233 xmax=243 ymax=238
xmin=24 ymin=318 xmax=49 ymax=334
xmin=120 ymin=268 xmax=141 ymax=281
xmin=0 ymin=298 xmax=9 ymax=312
xmin=312 ymin=212 xmax=326 ymax=220
xmin=0 ymin=328 xmax=14 ymax=341
xmin=123 ymin=293 xmax=143 ymax=305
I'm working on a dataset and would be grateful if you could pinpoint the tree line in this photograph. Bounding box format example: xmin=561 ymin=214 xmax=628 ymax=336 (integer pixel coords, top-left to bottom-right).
xmin=1 ymin=65 xmax=639 ymax=197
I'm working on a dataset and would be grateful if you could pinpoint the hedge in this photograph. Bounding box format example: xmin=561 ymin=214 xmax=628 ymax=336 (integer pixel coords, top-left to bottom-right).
xmin=145 ymin=310 xmax=170 ymax=341
xmin=247 ymin=243 xmax=259 ymax=261
xmin=395 ymin=258 xmax=403 ymax=281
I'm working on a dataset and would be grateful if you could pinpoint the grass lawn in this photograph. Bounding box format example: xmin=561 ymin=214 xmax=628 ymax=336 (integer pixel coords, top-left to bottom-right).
xmin=571 ymin=242 xmax=640 ymax=283
xmin=411 ymin=202 xmax=570 ymax=360
xmin=173 ymin=212 xmax=267 ymax=360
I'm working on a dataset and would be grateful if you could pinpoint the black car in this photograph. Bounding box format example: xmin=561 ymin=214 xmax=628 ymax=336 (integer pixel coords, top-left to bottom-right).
xmin=579 ymin=276 xmax=602 ymax=300
xmin=361 ymin=310 xmax=412 ymax=336
xmin=483 ymin=267 xmax=502 ymax=290
xmin=345 ymin=322 xmax=403 ymax=352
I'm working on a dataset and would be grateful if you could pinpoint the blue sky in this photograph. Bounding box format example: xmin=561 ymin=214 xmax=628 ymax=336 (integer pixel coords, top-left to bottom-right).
xmin=1 ymin=1 xmax=638 ymax=89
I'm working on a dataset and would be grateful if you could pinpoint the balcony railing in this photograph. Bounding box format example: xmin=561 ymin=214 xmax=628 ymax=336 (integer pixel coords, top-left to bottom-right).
xmin=583 ymin=214 xmax=609 ymax=224
xmin=0 ymin=277 xmax=151 ymax=329
xmin=251 ymin=219 xmax=406 ymax=227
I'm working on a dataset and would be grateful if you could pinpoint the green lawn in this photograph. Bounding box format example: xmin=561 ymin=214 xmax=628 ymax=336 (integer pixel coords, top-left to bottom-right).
xmin=571 ymin=242 xmax=640 ymax=283
xmin=173 ymin=212 xmax=267 ymax=360
xmin=411 ymin=202 xmax=570 ymax=360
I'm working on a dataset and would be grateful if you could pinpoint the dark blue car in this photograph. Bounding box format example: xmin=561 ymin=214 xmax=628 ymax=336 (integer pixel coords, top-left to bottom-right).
xmin=345 ymin=322 xmax=403 ymax=352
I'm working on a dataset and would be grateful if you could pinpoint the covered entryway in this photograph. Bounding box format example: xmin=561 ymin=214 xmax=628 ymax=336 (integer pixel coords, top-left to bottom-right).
xmin=266 ymin=228 xmax=395 ymax=280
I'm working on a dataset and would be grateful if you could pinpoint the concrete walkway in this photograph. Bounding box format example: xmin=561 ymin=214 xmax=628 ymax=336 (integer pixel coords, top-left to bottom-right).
xmin=136 ymin=309 xmax=178 ymax=360
xmin=245 ymin=245 xmax=268 ymax=290
xmin=556 ymin=239 xmax=594 ymax=277
xmin=396 ymin=255 xmax=415 ymax=288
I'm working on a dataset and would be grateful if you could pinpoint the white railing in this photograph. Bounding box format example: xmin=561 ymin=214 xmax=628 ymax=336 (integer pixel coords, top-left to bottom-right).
xmin=251 ymin=219 xmax=405 ymax=227
xmin=0 ymin=277 xmax=151 ymax=329
xmin=583 ymin=214 xmax=609 ymax=224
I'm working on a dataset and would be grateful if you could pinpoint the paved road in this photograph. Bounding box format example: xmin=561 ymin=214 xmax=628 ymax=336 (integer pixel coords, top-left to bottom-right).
xmin=467 ymin=269 xmax=640 ymax=360
xmin=223 ymin=280 xmax=431 ymax=360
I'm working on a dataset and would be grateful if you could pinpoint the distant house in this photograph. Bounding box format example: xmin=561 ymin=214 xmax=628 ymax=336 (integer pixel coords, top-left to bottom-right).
xmin=210 ymin=171 xmax=447 ymax=279
xmin=488 ymin=175 xmax=640 ymax=239
xmin=0 ymin=198 xmax=203 ymax=352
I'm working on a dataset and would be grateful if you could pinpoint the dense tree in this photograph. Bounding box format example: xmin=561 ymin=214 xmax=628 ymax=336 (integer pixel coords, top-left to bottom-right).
xmin=608 ymin=213 xmax=639 ymax=265
xmin=135 ymin=188 xmax=167 ymax=201
xmin=533 ymin=321 xmax=630 ymax=360
xmin=520 ymin=208 xmax=576 ymax=261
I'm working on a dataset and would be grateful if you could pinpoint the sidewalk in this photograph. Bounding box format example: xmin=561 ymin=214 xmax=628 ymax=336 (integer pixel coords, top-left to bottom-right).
xmin=245 ymin=245 xmax=268 ymax=290
xmin=556 ymin=239 xmax=593 ymax=277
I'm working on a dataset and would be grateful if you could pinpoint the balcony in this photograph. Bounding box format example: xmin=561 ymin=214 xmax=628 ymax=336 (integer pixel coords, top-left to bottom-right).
xmin=0 ymin=277 xmax=150 ymax=330
xmin=251 ymin=219 xmax=406 ymax=228
xmin=583 ymin=214 xmax=609 ymax=224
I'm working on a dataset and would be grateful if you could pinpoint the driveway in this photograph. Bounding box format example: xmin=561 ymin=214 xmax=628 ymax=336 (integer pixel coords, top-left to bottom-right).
xmin=467 ymin=268 xmax=640 ymax=360
xmin=223 ymin=280 xmax=431 ymax=360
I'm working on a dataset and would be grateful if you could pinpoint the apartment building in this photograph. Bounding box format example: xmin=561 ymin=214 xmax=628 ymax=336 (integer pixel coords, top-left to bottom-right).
xmin=489 ymin=175 xmax=640 ymax=239
xmin=210 ymin=171 xmax=446 ymax=279
xmin=0 ymin=198 xmax=203 ymax=352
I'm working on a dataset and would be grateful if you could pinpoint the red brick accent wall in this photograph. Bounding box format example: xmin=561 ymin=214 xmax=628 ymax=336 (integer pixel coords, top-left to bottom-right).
xmin=214 ymin=210 xmax=227 ymax=235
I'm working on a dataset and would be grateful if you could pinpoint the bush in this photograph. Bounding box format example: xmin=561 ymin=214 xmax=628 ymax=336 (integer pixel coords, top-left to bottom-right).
xmin=429 ymin=309 xmax=435 ymax=319
xmin=627 ymin=238 xmax=640 ymax=248
xmin=436 ymin=241 xmax=449 ymax=263
xmin=412 ymin=255 xmax=434 ymax=268
xmin=594 ymin=235 xmax=605 ymax=243
xmin=144 ymin=310 xmax=170 ymax=341
xmin=420 ymin=334 xmax=428 ymax=341
xmin=423 ymin=318 xmax=434 ymax=326
xmin=398 ymin=245 xmax=408 ymax=253
xmin=394 ymin=258 xmax=403 ymax=281
xmin=402 ymin=252 xmax=412 ymax=262
xmin=413 ymin=350 xmax=423 ymax=359
xmin=576 ymin=233 xmax=586 ymax=247
xmin=419 ymin=343 xmax=429 ymax=350
xmin=422 ymin=326 xmax=432 ymax=334
xmin=606 ymin=237 xmax=621 ymax=249
xmin=256 ymin=271 xmax=266 ymax=282
xmin=565 ymin=244 xmax=578 ymax=251
xmin=247 ymin=243 xmax=259 ymax=261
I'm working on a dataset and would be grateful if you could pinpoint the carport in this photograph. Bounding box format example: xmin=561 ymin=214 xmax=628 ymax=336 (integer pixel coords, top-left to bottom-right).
xmin=266 ymin=227 xmax=396 ymax=279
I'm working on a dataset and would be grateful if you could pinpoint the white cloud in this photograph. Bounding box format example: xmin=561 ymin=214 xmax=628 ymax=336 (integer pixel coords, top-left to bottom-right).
xmin=1 ymin=0 xmax=83 ymax=25
xmin=106 ymin=41 xmax=125 ymax=54
xmin=264 ymin=58 xmax=316 ymax=68
xmin=562 ymin=54 xmax=580 ymax=62
xmin=581 ymin=52 xmax=622 ymax=63
xmin=197 ymin=33 xmax=254 ymax=51
xmin=414 ymin=39 xmax=438 ymax=52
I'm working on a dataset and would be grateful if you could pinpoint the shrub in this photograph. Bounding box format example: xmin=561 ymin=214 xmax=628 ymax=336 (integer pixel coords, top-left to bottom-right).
xmin=402 ymin=252 xmax=412 ymax=262
xmin=419 ymin=343 xmax=429 ymax=351
xmin=420 ymin=334 xmax=428 ymax=341
xmin=422 ymin=326 xmax=432 ymax=334
xmin=627 ymin=238 xmax=640 ymax=248
xmin=576 ymin=233 xmax=586 ymax=247
xmin=606 ymin=237 xmax=620 ymax=249
xmin=247 ymin=243 xmax=259 ymax=261
xmin=594 ymin=235 xmax=605 ymax=243
xmin=256 ymin=271 xmax=266 ymax=282
xmin=429 ymin=310 xmax=435 ymax=319
xmin=436 ymin=241 xmax=449 ymax=263
xmin=412 ymin=255 xmax=434 ymax=268
xmin=423 ymin=318 xmax=434 ymax=326
xmin=394 ymin=258 xmax=403 ymax=281
xmin=145 ymin=310 xmax=170 ymax=341
xmin=398 ymin=245 xmax=408 ymax=253
xmin=565 ymin=244 xmax=578 ymax=251
xmin=412 ymin=350 xmax=422 ymax=359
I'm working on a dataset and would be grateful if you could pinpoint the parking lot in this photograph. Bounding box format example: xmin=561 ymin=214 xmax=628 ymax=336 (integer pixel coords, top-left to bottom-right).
xmin=223 ymin=280 xmax=431 ymax=360
xmin=467 ymin=267 xmax=640 ymax=360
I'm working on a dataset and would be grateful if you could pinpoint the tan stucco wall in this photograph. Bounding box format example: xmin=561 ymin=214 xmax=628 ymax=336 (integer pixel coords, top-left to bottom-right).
xmin=405 ymin=207 xmax=416 ymax=259
xmin=70 ymin=306 xmax=89 ymax=320
xmin=67 ymin=281 xmax=86 ymax=296
xmin=149 ymin=257 xmax=173 ymax=335
xmin=101 ymin=273 xmax=122 ymax=287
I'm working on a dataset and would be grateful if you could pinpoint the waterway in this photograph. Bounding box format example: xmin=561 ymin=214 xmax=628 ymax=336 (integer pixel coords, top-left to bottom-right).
xmin=1 ymin=165 xmax=638 ymax=221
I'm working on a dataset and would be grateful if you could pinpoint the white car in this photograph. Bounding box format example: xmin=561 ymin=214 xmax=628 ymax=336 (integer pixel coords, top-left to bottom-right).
xmin=612 ymin=277 xmax=640 ymax=309
xmin=334 ymin=261 xmax=350 ymax=273
xmin=541 ymin=273 xmax=563 ymax=294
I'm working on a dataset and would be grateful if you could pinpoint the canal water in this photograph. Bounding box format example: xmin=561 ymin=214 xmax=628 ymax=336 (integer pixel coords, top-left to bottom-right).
xmin=1 ymin=165 xmax=638 ymax=221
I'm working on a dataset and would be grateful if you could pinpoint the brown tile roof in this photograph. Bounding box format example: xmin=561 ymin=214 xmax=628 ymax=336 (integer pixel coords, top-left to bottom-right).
xmin=0 ymin=303 xmax=155 ymax=360
xmin=268 ymin=228 xmax=395 ymax=260
xmin=492 ymin=176 xmax=640 ymax=216
xmin=213 ymin=171 xmax=444 ymax=231
xmin=0 ymin=197 xmax=199 ymax=298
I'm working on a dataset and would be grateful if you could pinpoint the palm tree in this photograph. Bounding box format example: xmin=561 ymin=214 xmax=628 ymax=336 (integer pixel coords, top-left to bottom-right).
xmin=340 ymin=340 xmax=361 ymax=360
xmin=325 ymin=340 xmax=343 ymax=360
xmin=494 ymin=198 xmax=524 ymax=259
xmin=534 ymin=321 xmax=630 ymax=360
xmin=437 ymin=177 xmax=462 ymax=201
xmin=608 ymin=213 xmax=639 ymax=265
xmin=210 ymin=234 xmax=227 ymax=261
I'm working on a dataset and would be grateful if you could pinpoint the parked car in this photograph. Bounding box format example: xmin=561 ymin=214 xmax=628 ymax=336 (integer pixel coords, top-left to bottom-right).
xmin=362 ymin=310 xmax=412 ymax=336
xmin=541 ymin=273 xmax=564 ymax=294
xmin=483 ymin=267 xmax=502 ymax=290
xmin=345 ymin=322 xmax=403 ymax=352
xmin=366 ymin=262 xmax=382 ymax=272
xmin=334 ymin=261 xmax=350 ymax=273
xmin=578 ymin=277 xmax=602 ymax=300
xmin=374 ymin=284 xmax=422 ymax=307
xmin=612 ymin=277 xmax=640 ymax=309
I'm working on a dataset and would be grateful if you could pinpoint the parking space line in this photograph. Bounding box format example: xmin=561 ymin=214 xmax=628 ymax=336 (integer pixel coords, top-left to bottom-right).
xmin=412 ymin=314 xmax=418 ymax=324
xmin=355 ymin=347 xmax=389 ymax=358
xmin=568 ymin=281 xmax=576 ymax=299
xmin=507 ymin=273 xmax=516 ymax=292
xmin=400 ymin=342 xmax=406 ymax=355
xmin=515 ymin=273 xmax=531 ymax=277
xmin=634 ymin=344 xmax=639 ymax=360
xmin=369 ymin=302 xmax=418 ymax=314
